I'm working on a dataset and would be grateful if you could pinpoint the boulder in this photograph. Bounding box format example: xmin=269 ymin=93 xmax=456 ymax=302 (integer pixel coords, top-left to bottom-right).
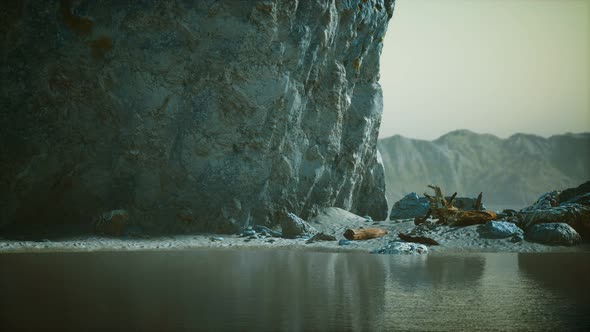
xmin=525 ymin=223 xmax=581 ymax=246
xmin=389 ymin=193 xmax=429 ymax=220
xmin=279 ymin=213 xmax=317 ymax=239
xmin=558 ymin=181 xmax=590 ymax=206
xmin=479 ymin=221 xmax=524 ymax=239
xmin=518 ymin=203 xmax=590 ymax=240
xmin=0 ymin=0 xmax=394 ymax=234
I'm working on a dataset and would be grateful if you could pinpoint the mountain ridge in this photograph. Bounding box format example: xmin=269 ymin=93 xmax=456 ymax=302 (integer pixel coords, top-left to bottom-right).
xmin=378 ymin=130 xmax=590 ymax=210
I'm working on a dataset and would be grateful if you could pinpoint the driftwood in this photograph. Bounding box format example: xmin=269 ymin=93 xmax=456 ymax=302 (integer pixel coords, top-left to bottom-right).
xmin=418 ymin=185 xmax=497 ymax=226
xmin=398 ymin=233 xmax=440 ymax=245
xmin=343 ymin=228 xmax=388 ymax=240
xmin=452 ymin=210 xmax=497 ymax=226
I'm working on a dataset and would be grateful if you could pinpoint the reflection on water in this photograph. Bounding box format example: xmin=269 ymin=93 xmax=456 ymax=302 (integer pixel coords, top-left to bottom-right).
xmin=0 ymin=250 xmax=588 ymax=331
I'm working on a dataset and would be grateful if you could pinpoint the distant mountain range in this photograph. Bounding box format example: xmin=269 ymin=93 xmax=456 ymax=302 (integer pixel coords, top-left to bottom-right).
xmin=378 ymin=130 xmax=590 ymax=210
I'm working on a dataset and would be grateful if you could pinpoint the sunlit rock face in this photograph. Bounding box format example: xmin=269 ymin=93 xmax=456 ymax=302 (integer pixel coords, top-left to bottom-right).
xmin=0 ymin=0 xmax=393 ymax=233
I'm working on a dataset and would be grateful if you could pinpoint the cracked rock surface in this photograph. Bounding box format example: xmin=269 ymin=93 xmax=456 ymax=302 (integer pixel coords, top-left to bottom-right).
xmin=1 ymin=0 xmax=393 ymax=234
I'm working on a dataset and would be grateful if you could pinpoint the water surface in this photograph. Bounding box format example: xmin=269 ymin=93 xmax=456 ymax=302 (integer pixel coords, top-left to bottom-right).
xmin=1 ymin=250 xmax=588 ymax=331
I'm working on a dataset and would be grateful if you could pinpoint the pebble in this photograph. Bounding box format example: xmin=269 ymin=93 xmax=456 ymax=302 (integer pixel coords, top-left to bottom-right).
xmin=242 ymin=230 xmax=256 ymax=237
xmin=338 ymin=239 xmax=352 ymax=246
xmin=209 ymin=237 xmax=224 ymax=242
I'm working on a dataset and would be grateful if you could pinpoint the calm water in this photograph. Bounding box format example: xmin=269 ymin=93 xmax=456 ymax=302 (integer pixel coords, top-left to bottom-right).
xmin=1 ymin=250 xmax=589 ymax=331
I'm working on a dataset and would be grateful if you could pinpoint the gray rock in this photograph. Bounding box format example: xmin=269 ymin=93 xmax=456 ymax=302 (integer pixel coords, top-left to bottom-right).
xmin=252 ymin=225 xmax=282 ymax=237
xmin=496 ymin=209 xmax=518 ymax=219
xmin=0 ymin=0 xmax=394 ymax=234
xmin=209 ymin=237 xmax=224 ymax=242
xmin=521 ymin=191 xmax=560 ymax=212
xmin=338 ymin=239 xmax=352 ymax=246
xmin=558 ymin=181 xmax=590 ymax=206
xmin=373 ymin=241 xmax=428 ymax=255
xmin=449 ymin=197 xmax=487 ymax=211
xmin=241 ymin=230 xmax=256 ymax=237
xmin=480 ymin=221 xmax=524 ymax=239
xmin=518 ymin=203 xmax=590 ymax=240
xmin=562 ymin=193 xmax=590 ymax=207
xmin=305 ymin=232 xmax=337 ymax=244
xmin=389 ymin=193 xmax=430 ymax=220
xmin=525 ymin=223 xmax=581 ymax=246
xmin=279 ymin=213 xmax=317 ymax=239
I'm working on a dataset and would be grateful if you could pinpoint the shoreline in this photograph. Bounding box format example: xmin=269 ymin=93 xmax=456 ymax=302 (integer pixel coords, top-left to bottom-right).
xmin=2 ymin=207 xmax=588 ymax=255
xmin=2 ymin=225 xmax=589 ymax=255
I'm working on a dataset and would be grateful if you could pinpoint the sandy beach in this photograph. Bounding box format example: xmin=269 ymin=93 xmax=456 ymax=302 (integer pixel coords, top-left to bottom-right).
xmin=1 ymin=208 xmax=588 ymax=255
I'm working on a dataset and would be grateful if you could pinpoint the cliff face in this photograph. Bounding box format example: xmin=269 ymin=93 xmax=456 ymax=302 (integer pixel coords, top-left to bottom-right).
xmin=378 ymin=130 xmax=590 ymax=210
xmin=0 ymin=0 xmax=393 ymax=234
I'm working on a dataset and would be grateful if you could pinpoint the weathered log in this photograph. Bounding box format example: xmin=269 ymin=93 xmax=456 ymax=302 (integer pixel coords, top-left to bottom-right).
xmin=422 ymin=184 xmax=495 ymax=226
xmin=398 ymin=233 xmax=440 ymax=245
xmin=343 ymin=228 xmax=388 ymax=240
xmin=452 ymin=210 xmax=497 ymax=226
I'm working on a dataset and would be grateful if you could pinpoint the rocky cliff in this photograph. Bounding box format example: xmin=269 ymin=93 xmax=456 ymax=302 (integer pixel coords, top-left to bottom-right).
xmin=378 ymin=130 xmax=590 ymax=210
xmin=0 ymin=0 xmax=393 ymax=235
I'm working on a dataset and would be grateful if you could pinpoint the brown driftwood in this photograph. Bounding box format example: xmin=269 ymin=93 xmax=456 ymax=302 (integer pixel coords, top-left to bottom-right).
xmin=414 ymin=208 xmax=431 ymax=225
xmin=452 ymin=210 xmax=497 ymax=226
xmin=343 ymin=228 xmax=388 ymax=240
xmin=474 ymin=192 xmax=483 ymax=211
xmin=398 ymin=233 xmax=440 ymax=245
xmin=422 ymin=185 xmax=496 ymax=226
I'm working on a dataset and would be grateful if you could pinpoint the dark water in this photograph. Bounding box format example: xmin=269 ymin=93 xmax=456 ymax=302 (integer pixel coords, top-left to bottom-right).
xmin=1 ymin=250 xmax=589 ymax=331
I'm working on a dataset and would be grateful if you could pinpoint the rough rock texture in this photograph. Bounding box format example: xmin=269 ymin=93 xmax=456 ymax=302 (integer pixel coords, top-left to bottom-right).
xmin=389 ymin=192 xmax=429 ymax=220
xmin=479 ymin=220 xmax=523 ymax=239
xmin=279 ymin=212 xmax=317 ymax=239
xmin=521 ymin=191 xmax=559 ymax=212
xmin=558 ymin=181 xmax=590 ymax=206
xmin=372 ymin=241 xmax=428 ymax=255
xmin=517 ymin=203 xmax=590 ymax=241
xmin=0 ymin=0 xmax=394 ymax=234
xmin=525 ymin=223 xmax=581 ymax=246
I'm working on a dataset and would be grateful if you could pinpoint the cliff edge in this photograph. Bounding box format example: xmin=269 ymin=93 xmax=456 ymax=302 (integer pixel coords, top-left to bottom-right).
xmin=0 ymin=0 xmax=394 ymax=234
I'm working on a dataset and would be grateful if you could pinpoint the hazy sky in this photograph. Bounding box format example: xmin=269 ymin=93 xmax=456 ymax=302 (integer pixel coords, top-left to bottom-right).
xmin=379 ymin=0 xmax=590 ymax=140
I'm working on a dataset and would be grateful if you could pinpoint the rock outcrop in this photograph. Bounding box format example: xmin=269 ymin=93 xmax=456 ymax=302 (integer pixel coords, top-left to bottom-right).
xmin=525 ymin=223 xmax=581 ymax=246
xmin=515 ymin=183 xmax=590 ymax=241
xmin=0 ymin=0 xmax=394 ymax=234
xmin=389 ymin=192 xmax=429 ymax=220
xmin=279 ymin=212 xmax=317 ymax=239
xmin=479 ymin=220 xmax=523 ymax=239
